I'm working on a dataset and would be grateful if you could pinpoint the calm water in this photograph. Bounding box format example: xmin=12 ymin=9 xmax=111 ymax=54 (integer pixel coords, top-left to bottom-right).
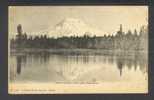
xmin=9 ymin=49 xmax=148 ymax=83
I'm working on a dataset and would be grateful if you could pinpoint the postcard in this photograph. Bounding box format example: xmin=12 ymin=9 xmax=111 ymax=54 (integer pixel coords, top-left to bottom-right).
xmin=8 ymin=6 xmax=148 ymax=94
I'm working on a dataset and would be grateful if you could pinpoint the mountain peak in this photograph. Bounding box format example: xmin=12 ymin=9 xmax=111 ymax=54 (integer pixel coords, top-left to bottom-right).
xmin=47 ymin=18 xmax=104 ymax=37
xmin=55 ymin=18 xmax=85 ymax=27
xmin=64 ymin=17 xmax=82 ymax=22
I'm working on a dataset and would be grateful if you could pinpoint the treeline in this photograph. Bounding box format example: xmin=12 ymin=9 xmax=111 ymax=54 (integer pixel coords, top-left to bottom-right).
xmin=10 ymin=24 xmax=148 ymax=51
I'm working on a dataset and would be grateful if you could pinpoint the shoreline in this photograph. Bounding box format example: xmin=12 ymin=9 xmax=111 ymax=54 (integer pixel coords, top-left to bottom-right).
xmin=9 ymin=48 xmax=148 ymax=56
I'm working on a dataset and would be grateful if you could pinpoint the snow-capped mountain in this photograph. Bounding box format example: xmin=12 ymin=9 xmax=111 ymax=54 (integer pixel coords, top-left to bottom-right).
xmin=46 ymin=18 xmax=104 ymax=37
xmin=9 ymin=18 xmax=105 ymax=38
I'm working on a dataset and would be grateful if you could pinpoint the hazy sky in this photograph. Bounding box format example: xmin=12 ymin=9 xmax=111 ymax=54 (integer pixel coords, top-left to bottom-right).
xmin=9 ymin=6 xmax=148 ymax=37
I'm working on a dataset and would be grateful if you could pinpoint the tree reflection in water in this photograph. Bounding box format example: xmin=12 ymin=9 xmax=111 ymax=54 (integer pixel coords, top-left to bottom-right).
xmin=13 ymin=50 xmax=147 ymax=82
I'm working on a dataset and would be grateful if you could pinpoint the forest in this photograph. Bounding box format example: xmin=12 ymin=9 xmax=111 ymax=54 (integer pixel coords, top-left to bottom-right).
xmin=10 ymin=24 xmax=148 ymax=51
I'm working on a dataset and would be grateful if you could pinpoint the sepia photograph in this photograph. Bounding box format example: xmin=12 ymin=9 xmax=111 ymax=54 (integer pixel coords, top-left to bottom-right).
xmin=8 ymin=6 xmax=148 ymax=94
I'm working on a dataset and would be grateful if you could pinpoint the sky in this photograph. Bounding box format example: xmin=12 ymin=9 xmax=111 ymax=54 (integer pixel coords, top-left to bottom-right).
xmin=9 ymin=6 xmax=148 ymax=37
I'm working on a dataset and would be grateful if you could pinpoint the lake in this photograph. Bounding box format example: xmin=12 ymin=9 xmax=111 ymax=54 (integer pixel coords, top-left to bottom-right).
xmin=9 ymin=49 xmax=148 ymax=84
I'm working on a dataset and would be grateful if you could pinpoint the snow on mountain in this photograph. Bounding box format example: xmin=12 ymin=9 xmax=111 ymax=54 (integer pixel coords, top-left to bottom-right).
xmin=10 ymin=18 xmax=105 ymax=38
xmin=47 ymin=18 xmax=104 ymax=37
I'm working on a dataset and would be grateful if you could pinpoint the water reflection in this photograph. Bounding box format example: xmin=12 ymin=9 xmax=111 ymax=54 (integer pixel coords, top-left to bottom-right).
xmin=10 ymin=50 xmax=148 ymax=82
xmin=16 ymin=55 xmax=22 ymax=74
xmin=116 ymin=58 xmax=123 ymax=76
xmin=14 ymin=52 xmax=50 ymax=75
xmin=16 ymin=55 xmax=26 ymax=74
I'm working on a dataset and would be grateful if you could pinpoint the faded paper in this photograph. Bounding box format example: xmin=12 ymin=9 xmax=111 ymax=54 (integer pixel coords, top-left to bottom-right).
xmin=8 ymin=6 xmax=148 ymax=94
